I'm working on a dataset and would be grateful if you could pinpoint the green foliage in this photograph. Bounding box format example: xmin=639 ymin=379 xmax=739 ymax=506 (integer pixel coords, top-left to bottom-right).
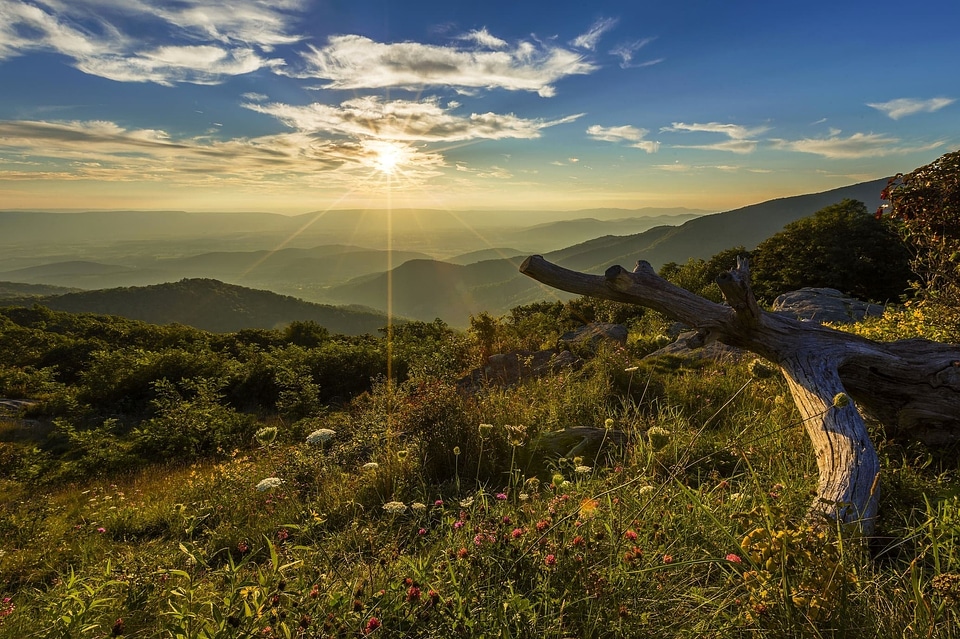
xmin=659 ymin=246 xmax=751 ymax=302
xmin=750 ymin=199 xmax=912 ymax=303
xmin=882 ymin=149 xmax=960 ymax=336
xmin=1 ymin=281 xmax=960 ymax=637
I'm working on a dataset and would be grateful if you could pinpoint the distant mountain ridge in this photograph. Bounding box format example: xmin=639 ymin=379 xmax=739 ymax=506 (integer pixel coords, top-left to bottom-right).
xmin=0 ymin=279 xmax=390 ymax=335
xmin=325 ymin=178 xmax=889 ymax=325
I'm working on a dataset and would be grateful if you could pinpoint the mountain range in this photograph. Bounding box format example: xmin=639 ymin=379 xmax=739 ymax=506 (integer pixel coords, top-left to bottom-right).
xmin=0 ymin=179 xmax=887 ymax=330
xmin=0 ymin=279 xmax=389 ymax=335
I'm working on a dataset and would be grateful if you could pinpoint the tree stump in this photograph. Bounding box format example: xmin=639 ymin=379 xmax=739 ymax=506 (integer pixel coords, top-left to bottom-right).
xmin=520 ymin=255 xmax=960 ymax=534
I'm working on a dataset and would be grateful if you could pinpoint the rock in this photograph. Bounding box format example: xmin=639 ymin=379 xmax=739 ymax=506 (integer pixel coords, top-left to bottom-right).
xmin=558 ymin=322 xmax=628 ymax=351
xmin=643 ymin=330 xmax=744 ymax=362
xmin=772 ymin=288 xmax=887 ymax=324
xmin=457 ymin=349 xmax=582 ymax=391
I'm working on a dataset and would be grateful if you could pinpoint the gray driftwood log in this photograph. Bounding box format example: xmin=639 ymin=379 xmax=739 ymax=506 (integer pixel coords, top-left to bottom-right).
xmin=520 ymin=255 xmax=960 ymax=534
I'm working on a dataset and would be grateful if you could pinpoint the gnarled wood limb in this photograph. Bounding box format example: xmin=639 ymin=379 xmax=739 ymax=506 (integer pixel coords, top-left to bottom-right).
xmin=520 ymin=255 xmax=960 ymax=534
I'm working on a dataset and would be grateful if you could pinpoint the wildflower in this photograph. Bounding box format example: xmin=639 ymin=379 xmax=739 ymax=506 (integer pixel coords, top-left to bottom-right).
xmin=525 ymin=477 xmax=540 ymax=490
xmin=511 ymin=527 xmax=525 ymax=539
xmin=495 ymin=492 xmax=507 ymax=501
xmin=572 ymin=535 xmax=585 ymax=547
xmin=411 ymin=502 xmax=427 ymax=512
xmin=457 ymin=547 xmax=469 ymax=559
xmin=418 ymin=528 xmax=427 ymax=536
xmin=406 ymin=586 xmax=421 ymax=602
xmin=434 ymin=499 xmax=444 ymax=506
xmin=397 ymin=449 xmax=409 ymax=461
xmin=237 ymin=541 xmax=249 ymax=553
xmin=306 ymin=428 xmax=336 ymax=445
xmin=604 ymin=418 xmax=615 ymax=430
xmin=383 ymin=501 xmax=406 ymax=515
xmin=97 ymin=527 xmax=106 ymax=534
xmin=579 ymin=498 xmax=599 ymax=518
xmin=544 ymin=554 xmax=557 ymax=567
xmin=277 ymin=529 xmax=289 ymax=542
xmin=428 ymin=589 xmax=440 ymax=605
xmin=536 ymin=519 xmax=550 ymax=532
xmin=453 ymin=446 xmax=461 ymax=456
xmin=478 ymin=423 xmax=494 ymax=436
xmin=519 ymin=493 xmax=530 ymax=501
xmin=309 ymin=585 xmax=320 ymax=598
xmin=453 ymin=520 xmax=464 ymax=530
xmin=502 ymin=515 xmax=511 ymax=524
xmin=459 ymin=497 xmax=474 ymax=508
xmin=647 ymin=426 xmax=672 ymax=451
xmin=575 ymin=465 xmax=592 ymax=474
xmin=255 ymin=426 xmax=278 ymax=446
xmin=256 ymin=477 xmax=283 ymax=492
xmin=363 ymin=616 xmax=381 ymax=634
xmin=551 ymin=473 xmax=565 ymax=489
xmin=832 ymin=392 xmax=850 ymax=408
xmin=505 ymin=423 xmax=528 ymax=446
xmin=362 ymin=462 xmax=379 ymax=471
xmin=638 ymin=485 xmax=654 ymax=496
xmin=725 ymin=553 xmax=742 ymax=563
xmin=663 ymin=554 xmax=673 ymax=564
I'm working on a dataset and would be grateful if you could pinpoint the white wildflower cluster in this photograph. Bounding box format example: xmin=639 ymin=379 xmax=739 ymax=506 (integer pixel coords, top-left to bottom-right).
xmin=306 ymin=428 xmax=336 ymax=445
xmin=575 ymin=465 xmax=593 ymax=474
xmin=411 ymin=502 xmax=427 ymax=513
xmin=256 ymin=477 xmax=283 ymax=492
xmin=383 ymin=501 xmax=407 ymax=514
xmin=362 ymin=462 xmax=379 ymax=471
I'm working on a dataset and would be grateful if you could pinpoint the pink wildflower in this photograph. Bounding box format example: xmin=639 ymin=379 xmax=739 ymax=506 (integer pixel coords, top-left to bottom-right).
xmin=725 ymin=553 xmax=742 ymax=563
xmin=544 ymin=554 xmax=557 ymax=566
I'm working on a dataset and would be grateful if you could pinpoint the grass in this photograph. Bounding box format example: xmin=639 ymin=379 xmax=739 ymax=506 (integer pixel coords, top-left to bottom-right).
xmin=2 ymin=340 xmax=960 ymax=637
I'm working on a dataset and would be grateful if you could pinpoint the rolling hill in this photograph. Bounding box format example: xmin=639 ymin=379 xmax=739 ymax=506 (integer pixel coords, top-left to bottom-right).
xmin=1 ymin=279 xmax=391 ymax=335
xmin=326 ymin=178 xmax=888 ymax=324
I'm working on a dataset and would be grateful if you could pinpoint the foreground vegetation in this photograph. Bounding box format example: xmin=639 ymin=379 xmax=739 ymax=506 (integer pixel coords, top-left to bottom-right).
xmin=2 ymin=293 xmax=960 ymax=638
xmin=3 ymin=152 xmax=960 ymax=637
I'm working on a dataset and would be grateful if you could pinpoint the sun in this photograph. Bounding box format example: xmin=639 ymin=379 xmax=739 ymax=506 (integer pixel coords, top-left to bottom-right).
xmin=369 ymin=140 xmax=406 ymax=175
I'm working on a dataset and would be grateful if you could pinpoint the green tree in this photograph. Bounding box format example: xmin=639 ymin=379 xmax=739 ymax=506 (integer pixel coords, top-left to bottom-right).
xmin=750 ymin=199 xmax=912 ymax=303
xmin=882 ymin=149 xmax=960 ymax=313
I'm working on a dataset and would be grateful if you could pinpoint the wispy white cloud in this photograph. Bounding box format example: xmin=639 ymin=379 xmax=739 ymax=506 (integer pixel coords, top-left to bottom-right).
xmin=586 ymin=124 xmax=659 ymax=153
xmin=0 ymin=0 xmax=302 ymax=84
xmin=769 ymin=131 xmax=945 ymax=159
xmin=246 ymin=96 xmax=584 ymax=142
xmin=661 ymin=121 xmax=769 ymax=139
xmin=609 ymin=38 xmax=660 ymax=69
xmin=571 ymin=17 xmax=618 ymax=51
xmin=867 ymin=97 xmax=955 ymax=120
xmin=296 ymin=33 xmax=597 ymax=97
xmin=459 ymin=28 xmax=508 ymax=49
xmin=660 ymin=121 xmax=769 ymax=154
xmin=0 ymin=119 xmax=445 ymax=188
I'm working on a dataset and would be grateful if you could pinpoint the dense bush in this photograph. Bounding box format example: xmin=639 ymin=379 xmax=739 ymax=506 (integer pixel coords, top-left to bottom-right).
xmin=750 ymin=198 xmax=912 ymax=303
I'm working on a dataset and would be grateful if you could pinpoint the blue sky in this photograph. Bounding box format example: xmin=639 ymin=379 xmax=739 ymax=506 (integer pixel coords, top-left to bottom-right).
xmin=0 ymin=0 xmax=957 ymax=214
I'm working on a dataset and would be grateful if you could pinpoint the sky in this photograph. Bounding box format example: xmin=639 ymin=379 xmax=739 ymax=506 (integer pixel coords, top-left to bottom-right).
xmin=0 ymin=0 xmax=958 ymax=214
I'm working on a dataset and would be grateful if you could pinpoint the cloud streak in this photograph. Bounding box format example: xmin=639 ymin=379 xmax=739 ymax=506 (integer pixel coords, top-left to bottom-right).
xmin=247 ymin=97 xmax=583 ymax=142
xmin=0 ymin=119 xmax=445 ymax=189
xmin=586 ymin=124 xmax=659 ymax=153
xmin=296 ymin=33 xmax=597 ymax=97
xmin=867 ymin=97 xmax=955 ymax=120
xmin=609 ymin=38 xmax=660 ymax=69
xmin=571 ymin=17 xmax=618 ymax=51
xmin=769 ymin=131 xmax=944 ymax=159
xmin=660 ymin=121 xmax=769 ymax=154
xmin=0 ymin=0 xmax=303 ymax=84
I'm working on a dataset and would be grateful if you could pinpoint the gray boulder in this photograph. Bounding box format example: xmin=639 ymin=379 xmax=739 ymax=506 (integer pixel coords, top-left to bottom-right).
xmin=772 ymin=288 xmax=887 ymax=324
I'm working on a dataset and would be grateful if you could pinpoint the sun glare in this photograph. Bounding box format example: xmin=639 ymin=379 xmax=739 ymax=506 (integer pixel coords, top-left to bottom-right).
xmin=372 ymin=141 xmax=405 ymax=175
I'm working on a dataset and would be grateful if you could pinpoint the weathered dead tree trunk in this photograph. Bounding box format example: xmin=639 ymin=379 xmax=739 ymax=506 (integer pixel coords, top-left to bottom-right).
xmin=520 ymin=255 xmax=960 ymax=534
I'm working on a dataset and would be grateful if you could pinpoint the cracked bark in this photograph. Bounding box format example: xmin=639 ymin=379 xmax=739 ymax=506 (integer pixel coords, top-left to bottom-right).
xmin=520 ymin=255 xmax=960 ymax=534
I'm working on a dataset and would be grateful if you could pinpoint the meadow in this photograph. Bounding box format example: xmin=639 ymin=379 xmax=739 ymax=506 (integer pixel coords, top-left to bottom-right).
xmin=2 ymin=291 xmax=960 ymax=638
